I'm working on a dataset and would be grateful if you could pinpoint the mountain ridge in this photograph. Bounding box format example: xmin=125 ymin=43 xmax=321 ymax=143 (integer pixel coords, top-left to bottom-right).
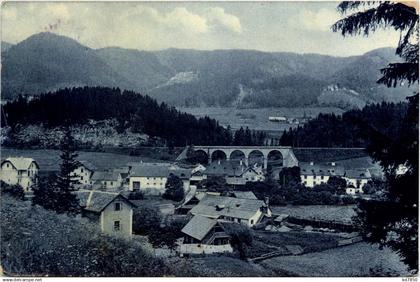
xmin=1 ymin=32 xmax=413 ymax=109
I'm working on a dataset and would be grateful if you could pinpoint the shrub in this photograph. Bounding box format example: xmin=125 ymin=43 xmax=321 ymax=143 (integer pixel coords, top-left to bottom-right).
xmin=0 ymin=181 xmax=24 ymax=200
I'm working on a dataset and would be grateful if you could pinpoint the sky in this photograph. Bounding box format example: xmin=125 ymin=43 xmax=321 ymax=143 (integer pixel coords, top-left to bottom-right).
xmin=1 ymin=1 xmax=403 ymax=56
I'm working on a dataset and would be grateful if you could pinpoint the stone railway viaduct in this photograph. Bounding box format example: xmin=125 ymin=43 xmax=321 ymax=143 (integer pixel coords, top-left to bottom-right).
xmin=190 ymin=146 xmax=299 ymax=169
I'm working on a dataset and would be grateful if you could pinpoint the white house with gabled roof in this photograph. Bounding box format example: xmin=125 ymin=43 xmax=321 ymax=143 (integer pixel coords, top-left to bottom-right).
xmin=0 ymin=157 xmax=39 ymax=191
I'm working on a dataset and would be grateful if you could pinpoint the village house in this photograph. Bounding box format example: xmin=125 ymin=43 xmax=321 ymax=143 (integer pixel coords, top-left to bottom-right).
xmin=0 ymin=157 xmax=39 ymax=191
xmin=344 ymin=169 xmax=372 ymax=194
xmin=71 ymin=161 xmax=96 ymax=186
xmin=204 ymin=160 xmax=265 ymax=186
xmin=189 ymin=164 xmax=207 ymax=187
xmin=180 ymin=215 xmax=233 ymax=255
xmin=90 ymin=171 xmax=123 ymax=190
xmin=299 ymin=162 xmax=345 ymax=188
xmin=189 ymin=194 xmax=271 ymax=227
xmin=128 ymin=163 xmax=191 ymax=195
xmin=75 ymin=190 xmax=136 ymax=238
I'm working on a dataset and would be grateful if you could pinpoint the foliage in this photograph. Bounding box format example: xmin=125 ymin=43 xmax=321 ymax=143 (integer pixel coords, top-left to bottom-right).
xmin=332 ymin=1 xmax=419 ymax=272
xmin=232 ymin=126 xmax=267 ymax=146
xmin=1 ymin=196 xmax=180 ymax=276
xmin=2 ymin=87 xmax=234 ymax=147
xmin=199 ymin=176 xmax=231 ymax=194
xmin=223 ymin=223 xmax=253 ymax=260
xmin=278 ymin=167 xmax=301 ymax=187
xmin=280 ymin=102 xmax=408 ymax=147
xmin=132 ymin=204 xmax=187 ymax=249
xmin=128 ymin=190 xmax=144 ymax=200
xmin=162 ymin=173 xmax=185 ymax=202
xmin=33 ymin=128 xmax=81 ymax=215
xmin=327 ymin=176 xmax=348 ymax=195
xmin=0 ymin=181 xmax=25 ymax=200
xmin=132 ymin=204 xmax=162 ymax=235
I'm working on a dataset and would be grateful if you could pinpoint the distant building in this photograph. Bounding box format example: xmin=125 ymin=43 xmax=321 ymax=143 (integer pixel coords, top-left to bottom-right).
xmin=344 ymin=169 xmax=372 ymax=194
xmin=75 ymin=190 xmax=136 ymax=238
xmin=0 ymin=157 xmax=39 ymax=191
xmin=90 ymin=171 xmax=123 ymax=190
xmin=128 ymin=163 xmax=191 ymax=195
xmin=299 ymin=162 xmax=345 ymax=188
xmin=204 ymin=160 xmax=265 ymax=186
xmin=269 ymin=116 xmax=287 ymax=123
xmin=180 ymin=215 xmax=232 ymax=255
xmin=71 ymin=161 xmax=96 ymax=186
xmin=189 ymin=194 xmax=271 ymax=227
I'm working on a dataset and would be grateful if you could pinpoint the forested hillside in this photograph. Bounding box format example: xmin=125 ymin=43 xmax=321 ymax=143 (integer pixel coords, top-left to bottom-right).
xmin=2 ymin=87 xmax=233 ymax=147
xmin=2 ymin=87 xmax=268 ymax=147
xmin=279 ymin=101 xmax=409 ymax=148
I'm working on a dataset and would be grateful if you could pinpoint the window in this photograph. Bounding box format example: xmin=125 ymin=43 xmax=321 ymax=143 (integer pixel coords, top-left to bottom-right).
xmin=110 ymin=181 xmax=113 ymax=186
xmin=6 ymin=163 xmax=9 ymax=168
xmin=133 ymin=181 xmax=140 ymax=191
xmin=250 ymin=219 xmax=254 ymax=225
xmin=113 ymin=221 xmax=120 ymax=231
xmin=81 ymin=168 xmax=84 ymax=173
xmin=114 ymin=202 xmax=121 ymax=211
xmin=81 ymin=176 xmax=84 ymax=180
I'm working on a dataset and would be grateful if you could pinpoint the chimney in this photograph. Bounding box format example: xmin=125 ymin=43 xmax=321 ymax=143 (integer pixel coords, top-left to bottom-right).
xmin=240 ymin=159 xmax=243 ymax=166
xmin=310 ymin=161 xmax=314 ymax=166
xmin=264 ymin=196 xmax=270 ymax=207
xmin=331 ymin=162 xmax=336 ymax=166
xmin=218 ymin=160 xmax=221 ymax=165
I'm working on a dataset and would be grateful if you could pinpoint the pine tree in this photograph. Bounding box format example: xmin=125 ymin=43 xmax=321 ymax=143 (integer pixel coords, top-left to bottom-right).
xmin=162 ymin=173 xmax=185 ymax=202
xmin=332 ymin=1 xmax=418 ymax=271
xmin=53 ymin=127 xmax=81 ymax=214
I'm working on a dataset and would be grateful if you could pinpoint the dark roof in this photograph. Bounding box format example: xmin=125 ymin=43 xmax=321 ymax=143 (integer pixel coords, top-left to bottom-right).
xmin=130 ymin=164 xmax=191 ymax=179
xmin=300 ymin=162 xmax=345 ymax=176
xmin=231 ymin=191 xmax=258 ymax=200
xmin=91 ymin=171 xmax=121 ymax=181
xmin=293 ymin=148 xmax=368 ymax=163
xmin=181 ymin=215 xmax=217 ymax=241
xmin=345 ymin=169 xmax=372 ymax=179
xmin=190 ymin=194 xmax=266 ymax=220
xmin=78 ymin=160 xmax=97 ymax=171
xmin=75 ymin=190 xmax=135 ymax=213
xmin=204 ymin=160 xmax=248 ymax=177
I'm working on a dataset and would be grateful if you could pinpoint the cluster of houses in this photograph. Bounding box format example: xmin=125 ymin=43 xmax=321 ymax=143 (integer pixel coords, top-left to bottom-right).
xmin=299 ymin=161 xmax=373 ymax=194
xmin=0 ymin=153 xmax=385 ymax=255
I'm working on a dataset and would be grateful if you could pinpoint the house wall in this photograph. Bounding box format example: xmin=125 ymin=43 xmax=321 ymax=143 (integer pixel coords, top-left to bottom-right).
xmin=248 ymin=209 xmax=263 ymax=226
xmin=180 ymin=243 xmax=233 ymax=255
xmin=301 ymin=175 xmax=330 ymax=188
xmin=100 ymin=199 xmax=133 ymax=238
xmin=129 ymin=176 xmax=167 ymax=195
xmin=0 ymin=161 xmax=38 ymax=191
xmin=344 ymin=177 xmax=369 ymax=192
xmin=129 ymin=176 xmax=190 ymax=195
xmin=72 ymin=166 xmax=92 ymax=185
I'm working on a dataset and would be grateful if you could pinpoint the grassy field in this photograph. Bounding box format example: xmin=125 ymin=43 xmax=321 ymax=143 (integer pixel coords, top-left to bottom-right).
xmin=182 ymin=255 xmax=278 ymax=276
xmin=270 ymin=205 xmax=357 ymax=223
xmin=1 ymin=148 xmax=169 ymax=171
xmin=178 ymin=106 xmax=344 ymax=132
xmin=253 ymin=230 xmax=341 ymax=254
xmin=259 ymin=242 xmax=409 ymax=277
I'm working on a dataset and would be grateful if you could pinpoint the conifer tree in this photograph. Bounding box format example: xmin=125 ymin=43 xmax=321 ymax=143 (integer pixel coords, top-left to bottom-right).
xmin=53 ymin=127 xmax=80 ymax=214
xmin=332 ymin=1 xmax=418 ymax=271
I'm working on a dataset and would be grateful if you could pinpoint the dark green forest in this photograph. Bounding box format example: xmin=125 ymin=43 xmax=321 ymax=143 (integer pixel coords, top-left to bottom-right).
xmin=1 ymin=86 xmax=266 ymax=147
xmin=279 ymin=101 xmax=409 ymax=148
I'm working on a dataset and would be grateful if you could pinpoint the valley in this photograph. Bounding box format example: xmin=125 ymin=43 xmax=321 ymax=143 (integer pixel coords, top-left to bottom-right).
xmin=178 ymin=106 xmax=344 ymax=132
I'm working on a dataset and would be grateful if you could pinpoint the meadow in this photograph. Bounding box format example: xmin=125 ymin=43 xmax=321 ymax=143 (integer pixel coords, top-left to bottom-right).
xmin=178 ymin=107 xmax=344 ymax=132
